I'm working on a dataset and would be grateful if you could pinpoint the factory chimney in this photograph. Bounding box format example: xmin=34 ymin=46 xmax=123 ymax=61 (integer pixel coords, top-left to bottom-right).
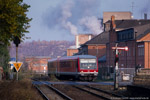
xmin=144 ymin=13 xmax=147 ymax=20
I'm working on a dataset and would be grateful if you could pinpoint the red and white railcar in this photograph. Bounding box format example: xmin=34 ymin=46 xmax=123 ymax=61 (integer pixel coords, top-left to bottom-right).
xmin=48 ymin=55 xmax=98 ymax=81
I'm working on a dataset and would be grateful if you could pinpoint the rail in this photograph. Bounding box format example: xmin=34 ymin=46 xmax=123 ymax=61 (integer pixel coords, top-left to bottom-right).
xmin=33 ymin=80 xmax=73 ymax=100
xmin=34 ymin=85 xmax=50 ymax=100
xmin=47 ymin=85 xmax=73 ymax=100
xmin=85 ymin=85 xmax=123 ymax=98
xmin=73 ymin=85 xmax=112 ymax=100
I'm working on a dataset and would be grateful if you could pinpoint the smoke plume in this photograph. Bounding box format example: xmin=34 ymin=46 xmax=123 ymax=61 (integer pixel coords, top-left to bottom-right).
xmin=43 ymin=0 xmax=102 ymax=35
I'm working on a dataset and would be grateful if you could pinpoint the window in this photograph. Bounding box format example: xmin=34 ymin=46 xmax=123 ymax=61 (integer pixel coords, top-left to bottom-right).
xmin=133 ymin=48 xmax=135 ymax=56
xmin=117 ymin=28 xmax=134 ymax=41
xmin=138 ymin=47 xmax=144 ymax=56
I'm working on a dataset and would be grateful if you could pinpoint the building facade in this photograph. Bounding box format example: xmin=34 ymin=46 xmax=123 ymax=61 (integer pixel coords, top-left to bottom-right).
xmin=25 ymin=56 xmax=51 ymax=74
xmin=106 ymin=16 xmax=150 ymax=80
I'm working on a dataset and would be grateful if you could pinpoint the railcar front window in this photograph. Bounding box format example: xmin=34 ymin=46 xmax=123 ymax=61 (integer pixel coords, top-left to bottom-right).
xmin=80 ymin=59 xmax=97 ymax=69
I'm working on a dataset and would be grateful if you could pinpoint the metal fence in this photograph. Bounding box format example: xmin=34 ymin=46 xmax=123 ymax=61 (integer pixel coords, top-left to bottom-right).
xmin=98 ymin=67 xmax=135 ymax=82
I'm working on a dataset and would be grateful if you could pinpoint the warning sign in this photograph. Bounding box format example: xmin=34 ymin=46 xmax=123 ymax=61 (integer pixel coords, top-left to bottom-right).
xmin=13 ymin=62 xmax=23 ymax=72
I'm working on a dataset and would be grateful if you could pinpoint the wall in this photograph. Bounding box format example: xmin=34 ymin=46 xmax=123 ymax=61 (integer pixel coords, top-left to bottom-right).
xmin=67 ymin=49 xmax=78 ymax=56
xmin=88 ymin=45 xmax=106 ymax=58
xmin=25 ymin=57 xmax=50 ymax=74
xmin=144 ymin=42 xmax=150 ymax=68
xmin=103 ymin=12 xmax=132 ymax=23
xmin=75 ymin=34 xmax=94 ymax=48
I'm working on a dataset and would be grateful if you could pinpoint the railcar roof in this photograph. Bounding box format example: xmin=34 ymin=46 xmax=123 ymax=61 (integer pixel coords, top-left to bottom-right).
xmin=59 ymin=55 xmax=97 ymax=60
xmin=48 ymin=55 xmax=97 ymax=62
xmin=48 ymin=58 xmax=57 ymax=62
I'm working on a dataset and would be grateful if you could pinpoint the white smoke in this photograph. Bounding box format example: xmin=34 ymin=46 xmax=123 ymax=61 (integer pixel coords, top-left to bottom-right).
xmin=43 ymin=0 xmax=102 ymax=35
xmin=79 ymin=16 xmax=103 ymax=35
xmin=60 ymin=0 xmax=78 ymax=35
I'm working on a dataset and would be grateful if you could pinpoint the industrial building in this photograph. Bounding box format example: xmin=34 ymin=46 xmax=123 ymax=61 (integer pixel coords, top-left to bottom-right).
xmin=76 ymin=12 xmax=150 ymax=80
xmin=106 ymin=16 xmax=150 ymax=80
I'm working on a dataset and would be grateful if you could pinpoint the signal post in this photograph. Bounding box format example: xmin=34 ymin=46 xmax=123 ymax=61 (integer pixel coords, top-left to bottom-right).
xmin=112 ymin=43 xmax=128 ymax=90
xmin=13 ymin=36 xmax=21 ymax=81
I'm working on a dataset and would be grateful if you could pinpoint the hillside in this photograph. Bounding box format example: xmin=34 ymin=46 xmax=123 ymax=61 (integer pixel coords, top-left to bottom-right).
xmin=9 ymin=40 xmax=74 ymax=60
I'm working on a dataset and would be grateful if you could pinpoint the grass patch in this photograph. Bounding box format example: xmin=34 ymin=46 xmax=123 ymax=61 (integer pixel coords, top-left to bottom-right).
xmin=0 ymin=79 xmax=43 ymax=100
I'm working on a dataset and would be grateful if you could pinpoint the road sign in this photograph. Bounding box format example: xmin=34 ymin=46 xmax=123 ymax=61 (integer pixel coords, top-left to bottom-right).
xmin=13 ymin=62 xmax=23 ymax=72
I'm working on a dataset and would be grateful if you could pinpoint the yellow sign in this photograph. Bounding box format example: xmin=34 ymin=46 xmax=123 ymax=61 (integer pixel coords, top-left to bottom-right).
xmin=13 ymin=62 xmax=23 ymax=72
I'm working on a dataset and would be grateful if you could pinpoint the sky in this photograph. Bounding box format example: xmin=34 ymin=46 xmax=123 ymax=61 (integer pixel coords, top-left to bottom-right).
xmin=24 ymin=0 xmax=150 ymax=42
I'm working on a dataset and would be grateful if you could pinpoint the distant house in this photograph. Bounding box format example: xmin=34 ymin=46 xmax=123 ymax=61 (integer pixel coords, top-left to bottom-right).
xmin=25 ymin=56 xmax=51 ymax=74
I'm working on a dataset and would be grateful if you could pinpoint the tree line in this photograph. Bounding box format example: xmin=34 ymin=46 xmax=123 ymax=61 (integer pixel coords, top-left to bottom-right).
xmin=0 ymin=0 xmax=31 ymax=79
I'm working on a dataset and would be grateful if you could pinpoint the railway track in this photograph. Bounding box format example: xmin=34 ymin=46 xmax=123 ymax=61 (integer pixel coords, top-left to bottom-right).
xmin=32 ymin=80 xmax=130 ymax=100
xmin=73 ymin=85 xmax=123 ymax=100
xmin=33 ymin=81 xmax=73 ymax=100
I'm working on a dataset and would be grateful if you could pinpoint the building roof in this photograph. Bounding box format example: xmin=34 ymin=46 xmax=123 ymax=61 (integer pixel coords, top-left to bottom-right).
xmin=134 ymin=24 xmax=150 ymax=40
xmin=106 ymin=19 xmax=150 ymax=29
xmin=82 ymin=19 xmax=150 ymax=46
xmin=137 ymin=29 xmax=150 ymax=40
xmin=83 ymin=31 xmax=109 ymax=45
xmin=25 ymin=56 xmax=51 ymax=59
xmin=67 ymin=45 xmax=77 ymax=49
xmin=98 ymin=55 xmax=106 ymax=62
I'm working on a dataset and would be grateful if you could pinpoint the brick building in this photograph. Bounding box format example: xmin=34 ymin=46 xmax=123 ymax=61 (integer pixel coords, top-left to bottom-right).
xmin=77 ymin=13 xmax=150 ymax=80
xmin=77 ymin=32 xmax=109 ymax=58
xmin=67 ymin=34 xmax=94 ymax=56
xmin=67 ymin=46 xmax=78 ymax=56
xmin=77 ymin=12 xmax=133 ymax=67
xmin=25 ymin=56 xmax=51 ymax=74
xmin=78 ymin=12 xmax=132 ymax=57
xmin=106 ymin=16 xmax=150 ymax=80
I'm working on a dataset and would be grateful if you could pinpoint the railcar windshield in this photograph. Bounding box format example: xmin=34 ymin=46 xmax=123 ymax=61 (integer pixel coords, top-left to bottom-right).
xmin=80 ymin=59 xmax=97 ymax=69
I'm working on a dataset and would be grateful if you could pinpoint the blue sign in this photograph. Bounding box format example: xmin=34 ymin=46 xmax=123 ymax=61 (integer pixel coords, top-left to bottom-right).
xmin=10 ymin=58 xmax=16 ymax=61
